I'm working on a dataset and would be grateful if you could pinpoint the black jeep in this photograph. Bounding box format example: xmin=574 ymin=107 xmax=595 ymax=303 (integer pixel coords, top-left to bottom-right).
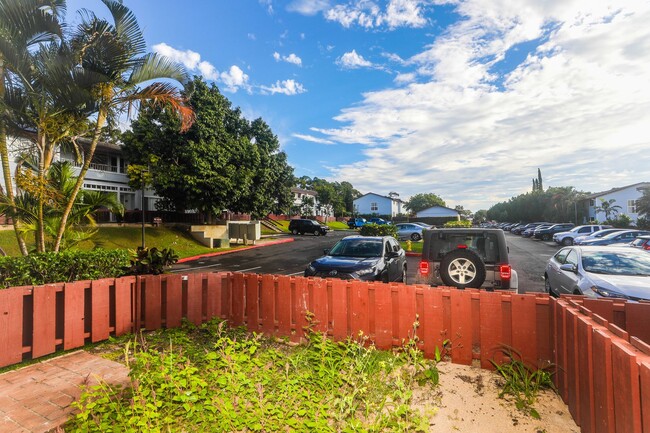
xmin=288 ymin=219 xmax=329 ymax=236
xmin=416 ymin=228 xmax=518 ymax=291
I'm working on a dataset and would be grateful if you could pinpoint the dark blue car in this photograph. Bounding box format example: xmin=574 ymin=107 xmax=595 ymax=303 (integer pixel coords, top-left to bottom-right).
xmin=304 ymin=236 xmax=407 ymax=283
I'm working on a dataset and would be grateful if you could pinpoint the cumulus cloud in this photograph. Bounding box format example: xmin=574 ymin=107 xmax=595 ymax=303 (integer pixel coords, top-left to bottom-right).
xmin=312 ymin=0 xmax=650 ymax=210
xmin=273 ymin=51 xmax=303 ymax=66
xmin=323 ymin=0 xmax=428 ymax=29
xmin=261 ymin=79 xmax=307 ymax=95
xmin=336 ymin=50 xmax=374 ymax=69
xmin=287 ymin=0 xmax=330 ymax=15
xmin=152 ymin=43 xmax=250 ymax=92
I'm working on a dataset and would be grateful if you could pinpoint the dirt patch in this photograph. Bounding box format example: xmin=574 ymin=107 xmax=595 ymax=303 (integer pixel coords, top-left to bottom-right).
xmin=419 ymin=362 xmax=579 ymax=433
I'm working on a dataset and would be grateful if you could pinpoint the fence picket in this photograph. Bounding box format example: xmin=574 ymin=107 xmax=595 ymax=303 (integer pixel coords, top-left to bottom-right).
xmin=449 ymin=289 xmax=473 ymax=365
xmin=32 ymin=284 xmax=59 ymax=357
xmin=63 ymin=281 xmax=86 ymax=349
xmin=114 ymin=277 xmax=134 ymax=335
xmin=91 ymin=279 xmax=111 ymax=342
xmin=0 ymin=287 xmax=24 ymax=367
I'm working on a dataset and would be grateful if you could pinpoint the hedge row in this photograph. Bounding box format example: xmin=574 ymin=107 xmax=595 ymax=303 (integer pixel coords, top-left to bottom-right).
xmin=0 ymin=249 xmax=130 ymax=288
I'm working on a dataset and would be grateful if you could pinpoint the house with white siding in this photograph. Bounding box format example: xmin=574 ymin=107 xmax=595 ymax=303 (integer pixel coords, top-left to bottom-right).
xmin=581 ymin=182 xmax=650 ymax=223
xmin=353 ymin=192 xmax=405 ymax=217
xmin=416 ymin=205 xmax=460 ymax=220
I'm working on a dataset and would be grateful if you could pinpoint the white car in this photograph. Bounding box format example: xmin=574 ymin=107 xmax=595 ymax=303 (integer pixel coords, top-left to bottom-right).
xmin=574 ymin=228 xmax=625 ymax=245
xmin=553 ymin=225 xmax=611 ymax=246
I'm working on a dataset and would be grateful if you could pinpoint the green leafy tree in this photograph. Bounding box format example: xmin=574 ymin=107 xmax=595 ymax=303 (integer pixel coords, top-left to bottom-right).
xmin=404 ymin=193 xmax=446 ymax=215
xmin=473 ymin=209 xmax=488 ymax=224
xmin=122 ymin=77 xmax=293 ymax=220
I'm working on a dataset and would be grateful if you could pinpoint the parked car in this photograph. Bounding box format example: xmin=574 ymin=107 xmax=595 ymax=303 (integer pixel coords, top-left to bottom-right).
xmin=411 ymin=221 xmax=432 ymax=229
xmin=395 ymin=223 xmax=425 ymax=241
xmin=573 ymin=228 xmax=626 ymax=245
xmin=630 ymin=235 xmax=650 ymax=251
xmin=304 ymin=235 xmax=407 ymax=283
xmin=553 ymin=225 xmax=611 ymax=246
xmin=544 ymin=246 xmax=650 ymax=300
xmin=534 ymin=223 xmax=575 ymax=241
xmin=367 ymin=217 xmax=390 ymax=225
xmin=578 ymin=229 xmax=650 ymax=246
xmin=416 ymin=228 xmax=518 ymax=291
xmin=289 ymin=219 xmax=330 ymax=236
xmin=523 ymin=223 xmax=551 ymax=237
xmin=347 ymin=218 xmax=367 ymax=229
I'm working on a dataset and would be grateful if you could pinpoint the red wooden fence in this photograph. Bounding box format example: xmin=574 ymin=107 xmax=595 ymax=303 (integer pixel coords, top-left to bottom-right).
xmin=1 ymin=272 xmax=649 ymax=433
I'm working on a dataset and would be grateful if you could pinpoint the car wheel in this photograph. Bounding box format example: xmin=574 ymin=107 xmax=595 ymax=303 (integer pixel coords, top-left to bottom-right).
xmin=314 ymin=229 xmax=320 ymax=236
xmin=439 ymin=249 xmax=486 ymax=289
xmin=545 ymin=277 xmax=557 ymax=297
xmin=401 ymin=266 xmax=407 ymax=284
xmin=562 ymin=238 xmax=573 ymax=246
xmin=410 ymin=233 xmax=421 ymax=241
xmin=291 ymin=229 xmax=299 ymax=235
xmin=542 ymin=234 xmax=551 ymax=241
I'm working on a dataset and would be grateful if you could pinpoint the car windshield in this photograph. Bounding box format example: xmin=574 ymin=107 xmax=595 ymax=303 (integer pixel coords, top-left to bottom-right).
xmin=582 ymin=250 xmax=650 ymax=276
xmin=329 ymin=239 xmax=383 ymax=258
xmin=429 ymin=232 xmax=501 ymax=263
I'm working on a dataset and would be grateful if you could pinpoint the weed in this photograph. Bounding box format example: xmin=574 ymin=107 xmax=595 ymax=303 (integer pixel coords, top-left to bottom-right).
xmin=490 ymin=346 xmax=556 ymax=419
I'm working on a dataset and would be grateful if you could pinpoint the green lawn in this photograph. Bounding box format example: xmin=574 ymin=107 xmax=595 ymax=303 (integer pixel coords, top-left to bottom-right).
xmin=0 ymin=226 xmax=220 ymax=259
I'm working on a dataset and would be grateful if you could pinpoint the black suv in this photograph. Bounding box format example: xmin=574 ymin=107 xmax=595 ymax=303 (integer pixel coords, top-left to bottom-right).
xmin=416 ymin=228 xmax=518 ymax=291
xmin=289 ymin=219 xmax=330 ymax=236
xmin=304 ymin=235 xmax=407 ymax=283
xmin=533 ymin=223 xmax=574 ymax=241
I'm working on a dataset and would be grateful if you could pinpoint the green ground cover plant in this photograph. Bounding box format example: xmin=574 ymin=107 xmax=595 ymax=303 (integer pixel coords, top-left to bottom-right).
xmin=68 ymin=319 xmax=442 ymax=432
xmin=490 ymin=347 xmax=556 ymax=419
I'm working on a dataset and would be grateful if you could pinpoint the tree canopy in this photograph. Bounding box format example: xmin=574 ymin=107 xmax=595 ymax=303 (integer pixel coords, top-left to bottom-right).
xmin=121 ymin=77 xmax=294 ymax=220
xmin=404 ymin=193 xmax=446 ymax=214
xmin=487 ymin=186 xmax=588 ymax=223
xmin=295 ymin=176 xmax=361 ymax=216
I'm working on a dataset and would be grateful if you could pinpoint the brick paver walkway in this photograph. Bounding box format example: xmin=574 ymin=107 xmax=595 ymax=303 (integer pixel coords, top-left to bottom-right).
xmin=0 ymin=351 xmax=129 ymax=433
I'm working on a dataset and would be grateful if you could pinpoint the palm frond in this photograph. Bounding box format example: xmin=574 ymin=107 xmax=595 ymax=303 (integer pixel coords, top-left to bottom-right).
xmin=128 ymin=53 xmax=189 ymax=85
xmin=99 ymin=0 xmax=146 ymax=55
xmin=119 ymin=82 xmax=194 ymax=131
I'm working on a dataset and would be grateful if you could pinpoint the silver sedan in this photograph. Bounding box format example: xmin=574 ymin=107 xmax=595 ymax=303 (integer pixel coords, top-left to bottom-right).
xmin=544 ymin=245 xmax=650 ymax=301
xmin=395 ymin=223 xmax=425 ymax=241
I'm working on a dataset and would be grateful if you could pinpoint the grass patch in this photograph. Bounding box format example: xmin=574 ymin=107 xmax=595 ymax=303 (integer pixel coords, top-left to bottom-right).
xmin=1 ymin=226 xmax=223 ymax=259
xmin=400 ymin=240 xmax=423 ymax=253
xmin=70 ymin=319 xmax=442 ymax=432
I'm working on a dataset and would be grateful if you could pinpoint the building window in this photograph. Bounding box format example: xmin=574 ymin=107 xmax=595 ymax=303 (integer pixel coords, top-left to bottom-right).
xmin=628 ymin=199 xmax=638 ymax=213
xmin=370 ymin=202 xmax=378 ymax=211
xmin=589 ymin=199 xmax=595 ymax=206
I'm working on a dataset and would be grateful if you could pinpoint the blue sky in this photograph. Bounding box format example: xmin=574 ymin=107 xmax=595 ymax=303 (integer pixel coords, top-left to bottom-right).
xmin=66 ymin=0 xmax=650 ymax=212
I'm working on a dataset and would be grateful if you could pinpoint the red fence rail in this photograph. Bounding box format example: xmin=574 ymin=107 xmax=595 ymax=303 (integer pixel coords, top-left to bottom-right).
xmin=1 ymin=272 xmax=649 ymax=432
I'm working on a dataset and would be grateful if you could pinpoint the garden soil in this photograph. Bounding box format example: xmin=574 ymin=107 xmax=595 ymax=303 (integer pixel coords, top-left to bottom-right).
xmin=418 ymin=361 xmax=579 ymax=432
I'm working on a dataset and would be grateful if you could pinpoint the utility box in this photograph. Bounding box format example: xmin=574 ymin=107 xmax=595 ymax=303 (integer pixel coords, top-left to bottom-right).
xmin=228 ymin=221 xmax=261 ymax=245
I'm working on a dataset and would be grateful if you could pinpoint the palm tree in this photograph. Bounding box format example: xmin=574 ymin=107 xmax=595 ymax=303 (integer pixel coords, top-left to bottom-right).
xmin=637 ymin=187 xmax=650 ymax=218
xmin=0 ymin=160 xmax=123 ymax=251
xmin=594 ymin=198 xmax=622 ymax=221
xmin=53 ymin=0 xmax=193 ymax=252
xmin=0 ymin=0 xmax=65 ymax=255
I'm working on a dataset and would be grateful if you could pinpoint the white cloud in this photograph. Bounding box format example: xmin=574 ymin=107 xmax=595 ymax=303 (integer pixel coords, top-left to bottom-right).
xmin=247 ymin=33 xmax=257 ymax=40
xmin=287 ymin=0 xmax=330 ymax=15
xmin=313 ymin=0 xmax=650 ymax=210
xmin=152 ymin=43 xmax=250 ymax=92
xmin=273 ymin=51 xmax=303 ymax=66
xmin=259 ymin=0 xmax=274 ymax=14
xmin=336 ymin=50 xmax=374 ymax=69
xmin=394 ymin=72 xmax=416 ymax=84
xmin=292 ymin=133 xmax=335 ymax=144
xmin=219 ymin=65 xmax=250 ymax=93
xmin=261 ymin=79 xmax=307 ymax=95
xmin=324 ymin=0 xmax=428 ymax=29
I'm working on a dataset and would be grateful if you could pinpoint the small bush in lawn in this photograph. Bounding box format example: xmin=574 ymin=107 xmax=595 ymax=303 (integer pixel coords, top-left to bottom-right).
xmin=0 ymin=249 xmax=129 ymax=288
xmin=359 ymin=223 xmax=398 ymax=237
xmin=126 ymin=247 xmax=179 ymax=275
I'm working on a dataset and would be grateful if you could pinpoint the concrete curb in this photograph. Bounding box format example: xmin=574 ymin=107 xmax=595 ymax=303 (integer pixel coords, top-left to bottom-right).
xmin=177 ymin=238 xmax=295 ymax=263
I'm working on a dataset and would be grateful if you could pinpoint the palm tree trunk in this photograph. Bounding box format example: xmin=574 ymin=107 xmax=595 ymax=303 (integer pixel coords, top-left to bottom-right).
xmin=53 ymin=108 xmax=107 ymax=252
xmin=0 ymin=60 xmax=29 ymax=256
xmin=36 ymin=132 xmax=47 ymax=252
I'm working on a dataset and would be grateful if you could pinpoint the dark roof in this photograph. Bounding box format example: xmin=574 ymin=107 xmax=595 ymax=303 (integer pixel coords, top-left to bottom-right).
xmin=582 ymin=182 xmax=650 ymax=200
xmin=291 ymin=187 xmax=317 ymax=196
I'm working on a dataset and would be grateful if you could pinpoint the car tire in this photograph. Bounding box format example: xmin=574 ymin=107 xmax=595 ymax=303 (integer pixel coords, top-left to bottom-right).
xmin=410 ymin=233 xmax=421 ymax=241
xmin=562 ymin=238 xmax=573 ymax=246
xmin=439 ymin=249 xmax=486 ymax=289
xmin=542 ymin=234 xmax=551 ymax=241
xmin=314 ymin=229 xmax=320 ymax=236
xmin=291 ymin=229 xmax=299 ymax=235
xmin=401 ymin=266 xmax=407 ymax=284
xmin=545 ymin=277 xmax=557 ymax=297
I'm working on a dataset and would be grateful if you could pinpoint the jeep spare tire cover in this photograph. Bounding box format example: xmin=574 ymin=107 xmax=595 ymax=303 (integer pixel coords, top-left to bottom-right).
xmin=439 ymin=249 xmax=486 ymax=289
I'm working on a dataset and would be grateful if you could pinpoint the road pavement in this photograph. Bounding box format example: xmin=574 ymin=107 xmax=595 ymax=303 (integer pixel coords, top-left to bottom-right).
xmin=172 ymin=230 xmax=560 ymax=293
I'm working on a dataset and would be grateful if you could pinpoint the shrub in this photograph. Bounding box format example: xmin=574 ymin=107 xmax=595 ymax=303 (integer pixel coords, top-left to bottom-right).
xmin=359 ymin=223 xmax=398 ymax=237
xmin=444 ymin=220 xmax=472 ymax=228
xmin=636 ymin=217 xmax=650 ymax=230
xmin=126 ymin=247 xmax=179 ymax=275
xmin=605 ymin=214 xmax=632 ymax=228
xmin=0 ymin=249 xmax=130 ymax=288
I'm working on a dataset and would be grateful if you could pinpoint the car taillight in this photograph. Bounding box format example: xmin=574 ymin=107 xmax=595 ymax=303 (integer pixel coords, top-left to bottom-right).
xmin=419 ymin=260 xmax=430 ymax=276
xmin=457 ymin=244 xmax=467 ymax=249
xmin=644 ymin=244 xmax=650 ymax=251
xmin=499 ymin=264 xmax=511 ymax=280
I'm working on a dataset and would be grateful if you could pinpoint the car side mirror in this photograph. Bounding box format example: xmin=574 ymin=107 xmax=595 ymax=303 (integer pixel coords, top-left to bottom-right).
xmin=560 ymin=263 xmax=577 ymax=273
xmin=386 ymin=251 xmax=399 ymax=259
